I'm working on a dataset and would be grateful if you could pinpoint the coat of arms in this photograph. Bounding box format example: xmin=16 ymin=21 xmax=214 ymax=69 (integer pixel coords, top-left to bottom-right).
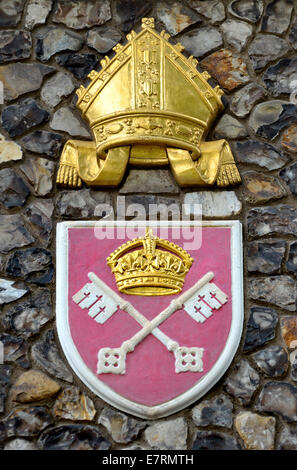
xmin=56 ymin=221 xmax=243 ymax=419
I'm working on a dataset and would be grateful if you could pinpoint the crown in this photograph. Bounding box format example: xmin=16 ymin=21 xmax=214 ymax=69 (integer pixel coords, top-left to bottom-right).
xmin=107 ymin=228 xmax=194 ymax=296
xmin=76 ymin=17 xmax=224 ymax=165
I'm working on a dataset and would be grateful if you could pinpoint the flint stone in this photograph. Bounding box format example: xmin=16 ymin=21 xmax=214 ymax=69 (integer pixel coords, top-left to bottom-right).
xmin=20 ymin=157 xmax=55 ymax=196
xmin=98 ymin=407 xmax=146 ymax=443
xmin=243 ymin=306 xmax=278 ymax=352
xmin=121 ymin=195 xmax=180 ymax=219
xmin=214 ymin=114 xmax=248 ymax=139
xmin=192 ymin=430 xmax=241 ymax=450
xmin=232 ymin=140 xmax=289 ymax=170
xmin=0 ymin=365 xmax=12 ymax=413
xmin=286 ymin=242 xmax=297 ymax=275
xmin=187 ymin=0 xmax=225 ymax=24
xmin=0 ymin=214 xmax=34 ymax=254
xmin=257 ymin=382 xmax=297 ymax=422
xmin=235 ymin=412 xmax=275 ymax=450
xmin=6 ymin=248 xmax=53 ymax=286
xmin=114 ymin=0 xmax=152 ymax=32
xmin=242 ymin=171 xmax=286 ymax=204
xmin=2 ymin=289 xmax=53 ymax=339
xmin=50 ymin=106 xmax=91 ymax=137
xmin=229 ymin=84 xmax=266 ymax=118
xmin=192 ymin=394 xmax=233 ymax=429
xmin=0 ymin=423 xmax=5 ymax=441
xmin=281 ymin=125 xmax=297 ymax=153
xmin=4 ymin=439 xmax=38 ymax=450
xmin=155 ymin=1 xmax=202 ymax=36
xmin=179 ymin=26 xmax=223 ymax=58
xmin=261 ymin=0 xmax=293 ymax=34
xmin=249 ymin=275 xmax=297 ymax=311
xmin=263 ymin=59 xmax=297 ymax=98
xmin=247 ymin=240 xmax=286 ymax=274
xmin=0 ymin=0 xmax=23 ymax=26
xmin=122 ymin=443 xmax=149 ymax=450
xmin=120 ymin=169 xmax=179 ymax=195
xmin=36 ymin=27 xmax=84 ymax=61
xmin=10 ymin=370 xmax=60 ymax=403
xmin=56 ymin=189 xmax=112 ymax=218
xmin=252 ymin=346 xmax=289 ymax=377
xmin=277 ymin=425 xmax=297 ymax=450
xmin=144 ymin=418 xmax=187 ymax=450
xmin=280 ymin=316 xmax=297 ymax=349
xmin=20 ymin=131 xmax=63 ymax=158
xmin=248 ymin=34 xmax=289 ymax=71
xmin=25 ymin=0 xmax=53 ymax=30
xmin=0 ymin=333 xmax=30 ymax=368
xmin=0 ymin=30 xmax=32 ymax=63
xmin=41 ymin=71 xmax=75 ymax=107
xmin=290 ymin=350 xmax=297 ymax=381
xmin=247 ymin=205 xmax=297 ymax=238
xmin=224 ymin=360 xmax=260 ymax=405
xmin=39 ymin=424 xmax=111 ymax=450
xmin=0 ymin=62 xmax=55 ymax=102
xmin=32 ymin=329 xmax=73 ymax=383
xmin=55 ymin=53 xmax=99 ymax=79
xmin=0 ymin=168 xmax=30 ymax=209
xmin=0 ymin=279 xmax=28 ymax=305
xmin=0 ymin=134 xmax=22 ymax=165
xmin=1 ymin=98 xmax=49 ymax=138
xmin=280 ymin=163 xmax=297 ymax=195
xmin=0 ymin=255 xmax=7 ymax=273
xmin=289 ymin=21 xmax=297 ymax=50
xmin=53 ymin=0 xmax=111 ymax=29
xmin=53 ymin=386 xmax=96 ymax=421
xmin=5 ymin=406 xmax=52 ymax=437
xmin=24 ymin=200 xmax=54 ymax=247
xmin=221 ymin=19 xmax=253 ymax=52
xmin=87 ymin=27 xmax=122 ymax=54
xmin=183 ymin=191 xmax=242 ymax=218
xmin=228 ymin=0 xmax=264 ymax=23
xmin=201 ymin=49 xmax=250 ymax=91
xmin=1 ymin=171 xmax=27 ymax=209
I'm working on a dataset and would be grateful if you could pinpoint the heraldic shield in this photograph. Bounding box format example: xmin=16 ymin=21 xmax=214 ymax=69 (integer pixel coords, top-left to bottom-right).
xmin=56 ymin=221 xmax=243 ymax=419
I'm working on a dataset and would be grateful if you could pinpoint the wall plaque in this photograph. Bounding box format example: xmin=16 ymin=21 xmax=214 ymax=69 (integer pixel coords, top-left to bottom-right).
xmin=56 ymin=221 xmax=243 ymax=419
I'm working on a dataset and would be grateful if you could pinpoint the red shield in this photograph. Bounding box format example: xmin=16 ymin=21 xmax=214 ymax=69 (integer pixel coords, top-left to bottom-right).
xmin=56 ymin=221 xmax=243 ymax=419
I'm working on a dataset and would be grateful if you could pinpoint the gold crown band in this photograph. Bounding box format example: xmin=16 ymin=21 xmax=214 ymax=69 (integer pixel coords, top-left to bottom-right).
xmin=107 ymin=229 xmax=193 ymax=296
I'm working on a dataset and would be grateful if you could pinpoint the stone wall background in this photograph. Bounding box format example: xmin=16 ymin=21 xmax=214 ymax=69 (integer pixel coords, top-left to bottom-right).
xmin=0 ymin=0 xmax=297 ymax=451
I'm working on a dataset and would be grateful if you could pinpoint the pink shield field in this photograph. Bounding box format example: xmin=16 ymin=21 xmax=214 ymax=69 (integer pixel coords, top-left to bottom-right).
xmin=67 ymin=225 xmax=232 ymax=407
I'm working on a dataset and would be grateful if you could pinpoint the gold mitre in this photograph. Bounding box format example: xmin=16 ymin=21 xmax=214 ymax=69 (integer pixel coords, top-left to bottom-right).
xmin=56 ymin=18 xmax=241 ymax=189
xmin=107 ymin=228 xmax=193 ymax=296
xmin=76 ymin=17 xmax=223 ymax=162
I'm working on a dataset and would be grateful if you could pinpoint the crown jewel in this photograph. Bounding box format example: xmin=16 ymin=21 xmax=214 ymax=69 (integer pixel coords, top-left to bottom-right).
xmin=107 ymin=229 xmax=193 ymax=296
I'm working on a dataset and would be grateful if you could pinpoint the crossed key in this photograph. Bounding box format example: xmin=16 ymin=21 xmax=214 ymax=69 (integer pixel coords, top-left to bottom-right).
xmin=73 ymin=272 xmax=228 ymax=375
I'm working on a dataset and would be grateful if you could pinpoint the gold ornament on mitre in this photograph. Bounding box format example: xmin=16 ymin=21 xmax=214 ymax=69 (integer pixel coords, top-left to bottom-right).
xmin=107 ymin=228 xmax=193 ymax=296
xmin=56 ymin=17 xmax=241 ymax=189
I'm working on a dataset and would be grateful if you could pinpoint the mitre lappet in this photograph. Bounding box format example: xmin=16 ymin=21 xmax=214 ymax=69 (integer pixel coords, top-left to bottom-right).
xmin=56 ymin=17 xmax=241 ymax=189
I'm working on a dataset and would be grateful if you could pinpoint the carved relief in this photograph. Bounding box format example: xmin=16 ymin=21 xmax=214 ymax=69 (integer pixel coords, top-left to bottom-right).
xmin=56 ymin=17 xmax=241 ymax=189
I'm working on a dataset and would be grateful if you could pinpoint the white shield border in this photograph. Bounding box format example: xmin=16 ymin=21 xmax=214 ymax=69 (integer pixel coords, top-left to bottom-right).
xmin=56 ymin=220 xmax=243 ymax=420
